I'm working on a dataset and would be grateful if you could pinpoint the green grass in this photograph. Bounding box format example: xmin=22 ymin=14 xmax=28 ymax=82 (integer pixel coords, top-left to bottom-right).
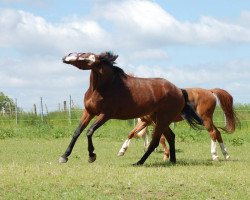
xmin=0 ymin=105 xmax=249 ymax=199
xmin=0 ymin=136 xmax=249 ymax=200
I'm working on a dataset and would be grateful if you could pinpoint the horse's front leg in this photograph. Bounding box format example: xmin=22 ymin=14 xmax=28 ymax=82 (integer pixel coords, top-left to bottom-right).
xmin=59 ymin=110 xmax=94 ymax=163
xmin=118 ymin=119 xmax=149 ymax=156
xmin=87 ymin=114 xmax=108 ymax=163
xmin=160 ymin=135 xmax=170 ymax=161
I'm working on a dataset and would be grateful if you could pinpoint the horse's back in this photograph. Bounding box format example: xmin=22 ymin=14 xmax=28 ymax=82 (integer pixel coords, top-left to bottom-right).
xmin=99 ymin=76 xmax=184 ymax=119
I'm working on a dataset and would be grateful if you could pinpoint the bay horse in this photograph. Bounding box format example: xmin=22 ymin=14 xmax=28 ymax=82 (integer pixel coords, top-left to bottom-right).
xmin=118 ymin=88 xmax=236 ymax=161
xmin=59 ymin=52 xmax=203 ymax=165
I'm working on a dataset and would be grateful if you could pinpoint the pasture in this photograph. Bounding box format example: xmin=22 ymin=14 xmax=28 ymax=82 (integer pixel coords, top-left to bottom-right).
xmin=0 ymin=107 xmax=250 ymax=199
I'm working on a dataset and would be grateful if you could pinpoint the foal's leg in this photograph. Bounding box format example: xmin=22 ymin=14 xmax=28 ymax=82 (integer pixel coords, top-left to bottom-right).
xmin=216 ymin=130 xmax=230 ymax=160
xmin=162 ymin=127 xmax=176 ymax=163
xmin=160 ymin=135 xmax=170 ymax=161
xmin=59 ymin=110 xmax=94 ymax=163
xmin=118 ymin=120 xmax=148 ymax=156
xmin=87 ymin=114 xmax=108 ymax=163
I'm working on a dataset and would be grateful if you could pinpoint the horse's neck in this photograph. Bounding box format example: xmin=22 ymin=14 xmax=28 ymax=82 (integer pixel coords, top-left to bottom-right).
xmin=89 ymin=65 xmax=116 ymax=91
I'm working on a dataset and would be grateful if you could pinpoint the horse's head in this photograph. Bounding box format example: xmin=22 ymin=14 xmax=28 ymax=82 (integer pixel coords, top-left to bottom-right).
xmin=62 ymin=52 xmax=99 ymax=70
xmin=62 ymin=52 xmax=119 ymax=70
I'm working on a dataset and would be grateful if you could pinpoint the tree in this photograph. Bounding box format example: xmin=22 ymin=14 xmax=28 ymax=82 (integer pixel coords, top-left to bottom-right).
xmin=0 ymin=92 xmax=15 ymax=114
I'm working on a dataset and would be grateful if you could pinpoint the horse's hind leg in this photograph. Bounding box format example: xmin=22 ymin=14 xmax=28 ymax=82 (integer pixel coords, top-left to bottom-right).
xmin=135 ymin=121 xmax=168 ymax=165
xmin=162 ymin=128 xmax=176 ymax=163
xmin=201 ymin=117 xmax=219 ymax=161
xmin=210 ymin=131 xmax=219 ymax=161
xmin=201 ymin=106 xmax=230 ymax=160
xmin=216 ymin=131 xmax=230 ymax=160
xmin=207 ymin=122 xmax=230 ymax=160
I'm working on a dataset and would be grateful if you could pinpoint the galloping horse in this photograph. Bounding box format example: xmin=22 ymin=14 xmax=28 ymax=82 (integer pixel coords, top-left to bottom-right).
xmin=59 ymin=52 xmax=203 ymax=165
xmin=118 ymin=88 xmax=236 ymax=161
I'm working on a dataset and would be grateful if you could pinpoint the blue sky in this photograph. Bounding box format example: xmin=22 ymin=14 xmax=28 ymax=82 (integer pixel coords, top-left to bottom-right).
xmin=0 ymin=0 xmax=250 ymax=111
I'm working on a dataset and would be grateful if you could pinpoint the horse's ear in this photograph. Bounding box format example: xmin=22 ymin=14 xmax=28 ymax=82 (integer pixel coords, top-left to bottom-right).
xmin=111 ymin=54 xmax=118 ymax=62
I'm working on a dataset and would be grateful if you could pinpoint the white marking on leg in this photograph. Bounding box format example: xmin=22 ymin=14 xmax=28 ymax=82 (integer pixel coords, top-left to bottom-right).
xmin=118 ymin=139 xmax=131 ymax=156
xmin=142 ymin=128 xmax=150 ymax=151
xmin=211 ymin=140 xmax=219 ymax=161
xmin=219 ymin=142 xmax=230 ymax=160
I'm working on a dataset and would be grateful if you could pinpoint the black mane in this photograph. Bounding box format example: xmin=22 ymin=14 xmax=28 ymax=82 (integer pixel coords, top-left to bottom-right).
xmin=99 ymin=52 xmax=125 ymax=74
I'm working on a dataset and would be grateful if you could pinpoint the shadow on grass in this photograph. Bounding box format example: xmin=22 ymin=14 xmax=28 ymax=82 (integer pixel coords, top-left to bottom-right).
xmin=154 ymin=148 xmax=184 ymax=154
xmin=143 ymin=159 xmax=213 ymax=167
xmin=128 ymin=157 xmax=242 ymax=168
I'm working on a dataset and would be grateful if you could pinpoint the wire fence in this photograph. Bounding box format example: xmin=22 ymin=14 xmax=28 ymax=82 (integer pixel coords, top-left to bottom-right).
xmin=1 ymin=96 xmax=250 ymax=127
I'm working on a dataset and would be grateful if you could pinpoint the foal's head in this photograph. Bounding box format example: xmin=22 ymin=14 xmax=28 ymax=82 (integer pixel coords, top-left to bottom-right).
xmin=62 ymin=52 xmax=119 ymax=71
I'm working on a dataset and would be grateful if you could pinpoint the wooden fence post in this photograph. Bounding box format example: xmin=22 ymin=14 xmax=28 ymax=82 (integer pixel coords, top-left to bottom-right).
xmin=68 ymin=95 xmax=72 ymax=125
xmin=33 ymin=104 xmax=37 ymax=115
xmin=15 ymin=98 xmax=18 ymax=125
xmin=63 ymin=101 xmax=67 ymax=111
xmin=40 ymin=97 xmax=44 ymax=122
xmin=45 ymin=104 xmax=49 ymax=115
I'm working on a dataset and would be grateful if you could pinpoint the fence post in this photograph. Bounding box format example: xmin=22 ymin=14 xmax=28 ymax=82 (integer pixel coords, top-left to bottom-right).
xmin=68 ymin=95 xmax=72 ymax=125
xmin=8 ymin=102 xmax=12 ymax=115
xmin=33 ymin=104 xmax=37 ymax=115
xmin=15 ymin=98 xmax=18 ymax=125
xmin=63 ymin=101 xmax=67 ymax=111
xmin=40 ymin=97 xmax=44 ymax=122
xmin=45 ymin=104 xmax=49 ymax=115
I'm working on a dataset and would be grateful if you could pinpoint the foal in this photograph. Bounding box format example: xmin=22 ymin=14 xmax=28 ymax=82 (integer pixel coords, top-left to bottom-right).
xmin=59 ymin=52 xmax=203 ymax=165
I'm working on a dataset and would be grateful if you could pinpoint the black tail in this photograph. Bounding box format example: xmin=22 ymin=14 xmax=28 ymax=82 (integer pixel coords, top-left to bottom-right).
xmin=181 ymin=89 xmax=203 ymax=129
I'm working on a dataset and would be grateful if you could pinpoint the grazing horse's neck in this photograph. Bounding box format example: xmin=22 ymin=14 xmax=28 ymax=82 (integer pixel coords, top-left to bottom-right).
xmin=89 ymin=65 xmax=116 ymax=91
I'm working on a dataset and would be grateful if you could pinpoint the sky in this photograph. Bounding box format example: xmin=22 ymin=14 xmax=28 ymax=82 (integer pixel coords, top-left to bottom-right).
xmin=0 ymin=0 xmax=250 ymax=112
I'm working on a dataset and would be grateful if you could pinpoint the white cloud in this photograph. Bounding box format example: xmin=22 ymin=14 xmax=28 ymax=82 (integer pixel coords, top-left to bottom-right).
xmin=0 ymin=56 xmax=90 ymax=110
xmin=96 ymin=0 xmax=250 ymax=47
xmin=0 ymin=9 xmax=112 ymax=55
xmin=127 ymin=60 xmax=250 ymax=94
xmin=239 ymin=11 xmax=250 ymax=27
xmin=1 ymin=1 xmax=250 ymax=110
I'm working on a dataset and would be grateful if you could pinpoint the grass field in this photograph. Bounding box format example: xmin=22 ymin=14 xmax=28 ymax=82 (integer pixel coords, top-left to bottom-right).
xmin=0 ymin=134 xmax=249 ymax=199
xmin=0 ymin=106 xmax=249 ymax=199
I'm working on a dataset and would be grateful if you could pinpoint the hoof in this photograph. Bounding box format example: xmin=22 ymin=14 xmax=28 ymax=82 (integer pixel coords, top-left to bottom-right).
xmin=163 ymin=152 xmax=170 ymax=161
xmin=59 ymin=156 xmax=68 ymax=163
xmin=225 ymin=155 xmax=230 ymax=160
xmin=212 ymin=156 xmax=219 ymax=161
xmin=163 ymin=155 xmax=168 ymax=161
xmin=133 ymin=162 xmax=143 ymax=166
xmin=117 ymin=151 xmax=125 ymax=156
xmin=88 ymin=154 xmax=96 ymax=163
xmin=170 ymin=160 xmax=176 ymax=164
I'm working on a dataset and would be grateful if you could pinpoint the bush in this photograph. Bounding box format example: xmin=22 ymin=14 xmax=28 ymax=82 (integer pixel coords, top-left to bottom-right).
xmin=230 ymin=137 xmax=244 ymax=146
